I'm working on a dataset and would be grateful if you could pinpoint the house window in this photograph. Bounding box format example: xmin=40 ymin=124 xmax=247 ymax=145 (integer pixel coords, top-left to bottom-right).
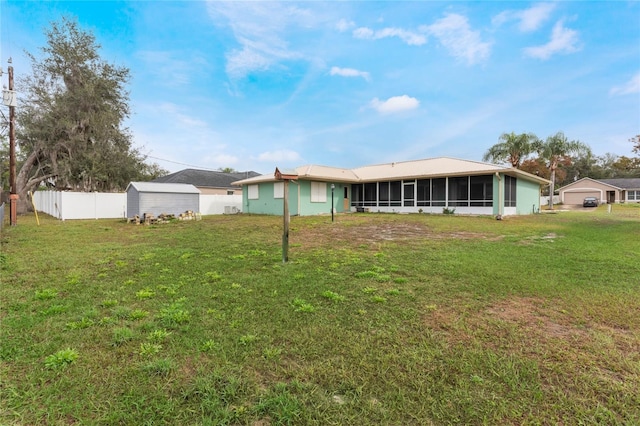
xmin=227 ymin=190 xmax=234 ymax=195
xmin=470 ymin=175 xmax=493 ymax=207
xmin=364 ymin=183 xmax=377 ymax=206
xmin=351 ymin=184 xmax=363 ymax=207
xmin=273 ymin=182 xmax=284 ymax=199
xmin=248 ymin=184 xmax=259 ymax=200
xmin=432 ymin=178 xmax=446 ymax=207
xmin=448 ymin=177 xmax=469 ymax=207
xmin=628 ymin=190 xmax=638 ymax=201
xmin=505 ymin=175 xmax=517 ymax=207
xmin=311 ymin=181 xmax=327 ymax=203
xmin=417 ymin=179 xmax=430 ymax=206
xmin=379 ymin=182 xmax=390 ymax=206
xmin=390 ymin=181 xmax=402 ymax=206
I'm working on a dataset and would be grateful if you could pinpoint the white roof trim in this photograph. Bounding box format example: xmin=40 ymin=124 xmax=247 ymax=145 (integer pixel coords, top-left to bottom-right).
xmin=126 ymin=182 xmax=200 ymax=194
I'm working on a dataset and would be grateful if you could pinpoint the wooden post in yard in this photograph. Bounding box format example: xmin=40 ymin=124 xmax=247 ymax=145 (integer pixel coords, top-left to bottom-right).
xmin=282 ymin=179 xmax=289 ymax=263
xmin=274 ymin=167 xmax=298 ymax=263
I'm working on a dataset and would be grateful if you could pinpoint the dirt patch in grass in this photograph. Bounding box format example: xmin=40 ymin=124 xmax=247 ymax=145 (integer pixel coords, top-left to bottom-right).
xmin=422 ymin=296 xmax=590 ymax=351
xmin=518 ymin=232 xmax=561 ymax=245
xmin=483 ymin=297 xmax=583 ymax=339
xmin=293 ymin=215 xmax=501 ymax=248
xmin=424 ymin=296 xmax=639 ymax=367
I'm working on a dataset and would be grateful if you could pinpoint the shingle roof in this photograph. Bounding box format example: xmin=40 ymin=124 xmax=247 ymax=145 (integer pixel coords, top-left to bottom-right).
xmin=153 ymin=169 xmax=260 ymax=188
xmin=597 ymin=178 xmax=640 ymax=189
xmin=232 ymin=157 xmax=550 ymax=185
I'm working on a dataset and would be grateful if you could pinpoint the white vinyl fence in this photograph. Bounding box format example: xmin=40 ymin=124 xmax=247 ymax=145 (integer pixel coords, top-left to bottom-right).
xmin=33 ymin=191 xmax=127 ymax=220
xmin=33 ymin=191 xmax=242 ymax=220
xmin=540 ymin=195 xmax=560 ymax=206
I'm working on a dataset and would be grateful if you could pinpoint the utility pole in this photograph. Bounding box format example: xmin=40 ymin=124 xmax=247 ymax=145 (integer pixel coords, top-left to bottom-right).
xmin=7 ymin=58 xmax=18 ymax=225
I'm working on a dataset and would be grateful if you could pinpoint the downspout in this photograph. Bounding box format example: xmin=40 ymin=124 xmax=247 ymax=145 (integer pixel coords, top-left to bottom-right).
xmin=495 ymin=172 xmax=503 ymax=219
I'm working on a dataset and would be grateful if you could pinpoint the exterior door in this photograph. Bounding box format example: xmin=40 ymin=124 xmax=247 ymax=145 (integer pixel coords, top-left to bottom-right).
xmin=343 ymin=187 xmax=349 ymax=211
xmin=404 ymin=183 xmax=415 ymax=206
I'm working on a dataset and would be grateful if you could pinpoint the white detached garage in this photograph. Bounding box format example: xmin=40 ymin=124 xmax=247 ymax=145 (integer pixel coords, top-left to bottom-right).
xmin=126 ymin=182 xmax=200 ymax=218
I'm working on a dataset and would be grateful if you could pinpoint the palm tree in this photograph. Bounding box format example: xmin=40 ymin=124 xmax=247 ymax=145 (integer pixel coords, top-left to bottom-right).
xmin=482 ymin=132 xmax=539 ymax=168
xmin=538 ymin=132 xmax=590 ymax=210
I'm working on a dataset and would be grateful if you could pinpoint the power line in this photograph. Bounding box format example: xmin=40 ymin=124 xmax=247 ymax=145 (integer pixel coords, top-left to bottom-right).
xmin=145 ymin=155 xmax=219 ymax=171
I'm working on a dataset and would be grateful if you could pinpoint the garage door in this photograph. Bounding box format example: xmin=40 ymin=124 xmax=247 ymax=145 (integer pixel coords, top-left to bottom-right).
xmin=563 ymin=191 xmax=599 ymax=205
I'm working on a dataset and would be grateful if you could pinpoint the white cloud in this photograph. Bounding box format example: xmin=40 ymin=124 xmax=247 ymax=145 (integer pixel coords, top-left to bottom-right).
xmin=610 ymin=73 xmax=640 ymax=96
xmin=492 ymin=3 xmax=556 ymax=32
xmin=257 ymin=149 xmax=302 ymax=163
xmin=524 ymin=20 xmax=580 ymax=59
xmin=353 ymin=26 xmax=426 ymax=46
xmin=370 ymin=95 xmax=420 ymax=114
xmin=353 ymin=27 xmax=374 ymax=39
xmin=330 ymin=66 xmax=370 ymax=81
xmin=207 ymin=1 xmax=317 ymax=79
xmin=336 ymin=18 xmax=355 ymax=32
xmin=519 ymin=3 xmax=557 ymax=32
xmin=423 ymin=14 xmax=492 ymax=65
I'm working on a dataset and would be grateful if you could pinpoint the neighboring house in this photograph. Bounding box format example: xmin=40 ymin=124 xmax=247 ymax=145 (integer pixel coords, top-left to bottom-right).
xmin=126 ymin=182 xmax=200 ymax=218
xmin=232 ymin=157 xmax=550 ymax=217
xmin=153 ymin=169 xmax=260 ymax=195
xmin=558 ymin=177 xmax=640 ymax=204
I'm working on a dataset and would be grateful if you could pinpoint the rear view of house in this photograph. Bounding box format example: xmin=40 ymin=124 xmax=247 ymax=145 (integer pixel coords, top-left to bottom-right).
xmin=233 ymin=157 xmax=549 ymax=217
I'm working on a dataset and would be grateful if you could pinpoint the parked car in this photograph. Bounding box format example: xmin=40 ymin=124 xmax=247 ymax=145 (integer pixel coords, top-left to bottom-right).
xmin=583 ymin=197 xmax=599 ymax=207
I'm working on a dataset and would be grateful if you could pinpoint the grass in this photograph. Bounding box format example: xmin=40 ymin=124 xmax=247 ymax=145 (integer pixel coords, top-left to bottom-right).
xmin=1 ymin=205 xmax=640 ymax=424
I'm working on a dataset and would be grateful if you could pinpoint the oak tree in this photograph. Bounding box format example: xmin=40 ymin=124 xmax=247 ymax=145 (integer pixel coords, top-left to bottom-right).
xmin=13 ymin=17 xmax=165 ymax=212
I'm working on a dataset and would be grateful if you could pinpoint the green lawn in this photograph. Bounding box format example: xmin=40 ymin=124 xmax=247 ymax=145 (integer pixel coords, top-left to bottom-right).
xmin=1 ymin=206 xmax=639 ymax=425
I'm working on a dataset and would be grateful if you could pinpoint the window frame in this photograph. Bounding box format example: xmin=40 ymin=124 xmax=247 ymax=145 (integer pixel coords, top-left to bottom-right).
xmin=504 ymin=175 xmax=517 ymax=207
xmin=248 ymin=184 xmax=259 ymax=200
xmin=310 ymin=181 xmax=327 ymax=203
xmin=273 ymin=182 xmax=284 ymax=199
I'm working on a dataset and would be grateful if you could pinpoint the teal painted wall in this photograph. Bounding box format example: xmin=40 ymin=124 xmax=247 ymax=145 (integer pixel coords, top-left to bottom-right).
xmin=242 ymin=180 xmax=348 ymax=216
xmin=491 ymin=173 xmax=541 ymax=216
xmin=516 ymin=178 xmax=541 ymax=215
xmin=298 ymin=181 xmax=348 ymax=216
xmin=243 ymin=182 xmax=299 ymax=215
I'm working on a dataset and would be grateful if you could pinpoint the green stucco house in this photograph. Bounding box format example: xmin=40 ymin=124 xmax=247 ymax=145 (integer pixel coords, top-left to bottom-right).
xmin=232 ymin=157 xmax=550 ymax=217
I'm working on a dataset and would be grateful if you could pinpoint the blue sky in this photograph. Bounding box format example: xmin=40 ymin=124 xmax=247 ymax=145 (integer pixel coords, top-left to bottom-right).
xmin=1 ymin=1 xmax=639 ymax=174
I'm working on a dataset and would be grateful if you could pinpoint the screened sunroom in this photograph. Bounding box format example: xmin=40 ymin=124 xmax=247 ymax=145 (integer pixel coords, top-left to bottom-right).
xmin=350 ymin=174 xmax=517 ymax=215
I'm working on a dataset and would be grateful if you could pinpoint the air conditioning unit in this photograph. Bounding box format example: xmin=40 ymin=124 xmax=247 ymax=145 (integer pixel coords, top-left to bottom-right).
xmin=224 ymin=206 xmax=239 ymax=214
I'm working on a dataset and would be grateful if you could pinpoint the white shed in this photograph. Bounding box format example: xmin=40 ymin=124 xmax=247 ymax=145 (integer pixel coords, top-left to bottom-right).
xmin=126 ymin=182 xmax=200 ymax=218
